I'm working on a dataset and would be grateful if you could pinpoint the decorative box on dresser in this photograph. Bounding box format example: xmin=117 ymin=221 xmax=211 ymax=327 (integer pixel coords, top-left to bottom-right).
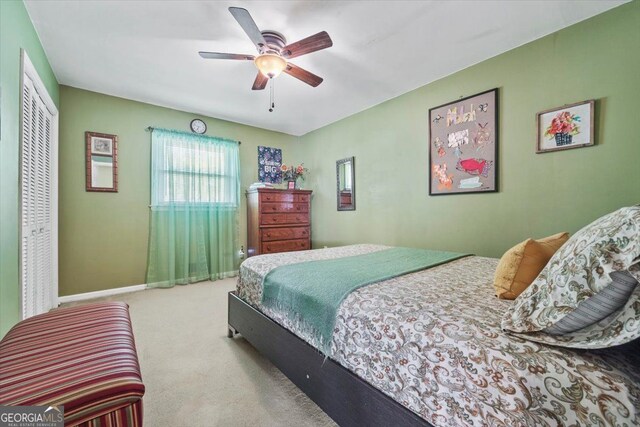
xmin=246 ymin=188 xmax=312 ymax=257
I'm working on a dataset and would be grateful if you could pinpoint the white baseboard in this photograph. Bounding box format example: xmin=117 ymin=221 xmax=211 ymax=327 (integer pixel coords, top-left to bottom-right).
xmin=58 ymin=284 xmax=148 ymax=304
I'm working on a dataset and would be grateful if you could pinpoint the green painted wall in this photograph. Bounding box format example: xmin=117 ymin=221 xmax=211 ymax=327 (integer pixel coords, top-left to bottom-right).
xmin=0 ymin=0 xmax=59 ymax=336
xmin=299 ymin=2 xmax=640 ymax=257
xmin=58 ymin=86 xmax=299 ymax=296
xmin=7 ymin=0 xmax=637 ymax=322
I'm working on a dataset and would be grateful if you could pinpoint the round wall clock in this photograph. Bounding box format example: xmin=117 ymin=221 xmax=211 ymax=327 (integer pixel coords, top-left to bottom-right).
xmin=190 ymin=119 xmax=207 ymax=134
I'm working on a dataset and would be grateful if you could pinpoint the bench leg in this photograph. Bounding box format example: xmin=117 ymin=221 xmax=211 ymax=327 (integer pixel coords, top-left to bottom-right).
xmin=227 ymin=325 xmax=238 ymax=338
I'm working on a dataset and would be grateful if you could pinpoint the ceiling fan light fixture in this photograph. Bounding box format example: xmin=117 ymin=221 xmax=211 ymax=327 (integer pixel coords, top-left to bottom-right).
xmin=254 ymin=54 xmax=287 ymax=78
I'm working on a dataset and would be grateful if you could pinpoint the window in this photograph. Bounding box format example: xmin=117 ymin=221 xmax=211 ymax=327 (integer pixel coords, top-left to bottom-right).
xmin=150 ymin=129 xmax=240 ymax=207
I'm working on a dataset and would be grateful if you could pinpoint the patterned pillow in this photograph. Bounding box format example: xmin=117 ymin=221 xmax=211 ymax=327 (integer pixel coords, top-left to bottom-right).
xmin=545 ymin=270 xmax=638 ymax=334
xmin=501 ymin=205 xmax=640 ymax=348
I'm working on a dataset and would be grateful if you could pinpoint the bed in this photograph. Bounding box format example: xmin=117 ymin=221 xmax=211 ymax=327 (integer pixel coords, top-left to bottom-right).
xmin=229 ymin=244 xmax=640 ymax=427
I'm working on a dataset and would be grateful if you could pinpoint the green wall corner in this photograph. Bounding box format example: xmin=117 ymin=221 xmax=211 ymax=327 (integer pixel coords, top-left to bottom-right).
xmin=57 ymin=86 xmax=300 ymax=296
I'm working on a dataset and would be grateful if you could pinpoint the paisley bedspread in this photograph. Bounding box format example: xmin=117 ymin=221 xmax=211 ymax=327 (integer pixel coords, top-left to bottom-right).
xmin=237 ymin=244 xmax=640 ymax=427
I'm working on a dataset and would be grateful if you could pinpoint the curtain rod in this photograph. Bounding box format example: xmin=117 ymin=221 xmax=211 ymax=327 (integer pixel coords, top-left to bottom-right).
xmin=145 ymin=126 xmax=241 ymax=144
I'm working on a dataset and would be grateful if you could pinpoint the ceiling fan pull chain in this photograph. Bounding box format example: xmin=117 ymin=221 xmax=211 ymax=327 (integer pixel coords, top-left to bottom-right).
xmin=269 ymin=78 xmax=275 ymax=112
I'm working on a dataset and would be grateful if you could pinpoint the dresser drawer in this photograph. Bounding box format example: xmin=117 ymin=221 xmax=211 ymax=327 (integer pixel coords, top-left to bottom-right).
xmin=260 ymin=213 xmax=309 ymax=225
xmin=260 ymin=192 xmax=295 ymax=203
xmin=296 ymin=194 xmax=310 ymax=203
xmin=261 ymin=227 xmax=309 ymax=242
xmin=262 ymin=239 xmax=310 ymax=254
xmin=247 ymin=189 xmax=312 ymax=259
xmin=261 ymin=202 xmax=309 ymax=214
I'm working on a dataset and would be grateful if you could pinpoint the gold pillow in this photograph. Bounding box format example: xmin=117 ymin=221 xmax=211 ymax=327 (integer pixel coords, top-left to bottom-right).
xmin=494 ymin=232 xmax=569 ymax=300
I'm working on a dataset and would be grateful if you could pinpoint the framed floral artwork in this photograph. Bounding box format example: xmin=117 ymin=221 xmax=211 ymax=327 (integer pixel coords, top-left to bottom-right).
xmin=428 ymin=88 xmax=498 ymax=195
xmin=536 ymin=100 xmax=594 ymax=153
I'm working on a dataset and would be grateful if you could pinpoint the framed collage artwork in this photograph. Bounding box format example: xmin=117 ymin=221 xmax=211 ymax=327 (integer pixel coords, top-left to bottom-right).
xmin=428 ymin=88 xmax=498 ymax=195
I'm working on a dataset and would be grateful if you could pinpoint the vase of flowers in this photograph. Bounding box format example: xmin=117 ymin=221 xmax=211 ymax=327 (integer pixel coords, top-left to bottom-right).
xmin=544 ymin=111 xmax=581 ymax=146
xmin=280 ymin=163 xmax=308 ymax=189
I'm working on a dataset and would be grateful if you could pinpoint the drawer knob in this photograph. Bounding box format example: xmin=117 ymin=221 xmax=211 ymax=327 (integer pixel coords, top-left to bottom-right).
xmin=267 ymin=246 xmax=271 ymax=251
xmin=302 ymin=231 xmax=307 ymax=235
xmin=266 ymin=233 xmax=271 ymax=237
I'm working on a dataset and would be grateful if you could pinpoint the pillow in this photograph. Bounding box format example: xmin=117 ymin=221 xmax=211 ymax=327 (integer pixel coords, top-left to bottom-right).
xmin=494 ymin=232 xmax=569 ymax=300
xmin=502 ymin=205 xmax=640 ymax=348
xmin=545 ymin=270 xmax=638 ymax=334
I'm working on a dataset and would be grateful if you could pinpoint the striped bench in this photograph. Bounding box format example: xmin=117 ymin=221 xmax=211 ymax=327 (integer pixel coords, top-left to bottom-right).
xmin=0 ymin=302 xmax=145 ymax=426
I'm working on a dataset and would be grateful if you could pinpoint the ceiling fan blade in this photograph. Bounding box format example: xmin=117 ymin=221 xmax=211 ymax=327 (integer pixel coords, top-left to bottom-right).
xmin=284 ymin=63 xmax=323 ymax=87
xmin=281 ymin=31 xmax=333 ymax=59
xmin=199 ymin=52 xmax=255 ymax=60
xmin=228 ymin=7 xmax=267 ymax=52
xmin=252 ymin=72 xmax=269 ymax=90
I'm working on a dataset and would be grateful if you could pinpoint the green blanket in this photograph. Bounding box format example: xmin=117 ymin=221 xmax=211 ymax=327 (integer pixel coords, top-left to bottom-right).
xmin=261 ymin=247 xmax=469 ymax=354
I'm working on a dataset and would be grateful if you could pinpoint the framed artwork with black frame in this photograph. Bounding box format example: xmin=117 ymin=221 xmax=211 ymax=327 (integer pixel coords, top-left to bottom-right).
xmin=428 ymin=88 xmax=498 ymax=195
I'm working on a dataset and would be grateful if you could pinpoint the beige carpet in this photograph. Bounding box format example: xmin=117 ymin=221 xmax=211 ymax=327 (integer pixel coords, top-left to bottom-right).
xmin=63 ymin=279 xmax=335 ymax=427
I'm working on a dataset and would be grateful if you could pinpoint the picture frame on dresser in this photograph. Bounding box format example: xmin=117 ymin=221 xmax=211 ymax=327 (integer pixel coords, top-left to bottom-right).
xmin=246 ymin=188 xmax=312 ymax=257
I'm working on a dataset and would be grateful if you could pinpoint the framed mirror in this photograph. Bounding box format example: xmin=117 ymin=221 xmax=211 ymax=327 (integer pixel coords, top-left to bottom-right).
xmin=85 ymin=131 xmax=118 ymax=192
xmin=336 ymin=157 xmax=355 ymax=211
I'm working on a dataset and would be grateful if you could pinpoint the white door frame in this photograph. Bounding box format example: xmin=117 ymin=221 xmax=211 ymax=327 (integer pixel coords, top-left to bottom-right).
xmin=19 ymin=49 xmax=59 ymax=316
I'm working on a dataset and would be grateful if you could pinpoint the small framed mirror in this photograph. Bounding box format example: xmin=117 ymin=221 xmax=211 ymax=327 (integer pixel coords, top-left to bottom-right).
xmin=85 ymin=131 xmax=118 ymax=192
xmin=336 ymin=157 xmax=355 ymax=211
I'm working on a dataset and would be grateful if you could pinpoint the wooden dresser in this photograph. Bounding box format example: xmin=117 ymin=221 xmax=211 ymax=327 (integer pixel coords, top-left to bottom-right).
xmin=246 ymin=188 xmax=312 ymax=257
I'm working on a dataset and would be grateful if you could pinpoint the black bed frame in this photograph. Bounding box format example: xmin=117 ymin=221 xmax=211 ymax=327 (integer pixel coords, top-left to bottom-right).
xmin=227 ymin=291 xmax=433 ymax=427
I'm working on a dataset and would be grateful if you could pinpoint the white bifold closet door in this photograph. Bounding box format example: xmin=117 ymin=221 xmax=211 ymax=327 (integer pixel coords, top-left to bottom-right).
xmin=20 ymin=52 xmax=58 ymax=319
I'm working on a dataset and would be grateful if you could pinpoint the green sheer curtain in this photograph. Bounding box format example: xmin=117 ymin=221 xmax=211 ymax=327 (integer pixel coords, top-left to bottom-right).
xmin=146 ymin=128 xmax=240 ymax=288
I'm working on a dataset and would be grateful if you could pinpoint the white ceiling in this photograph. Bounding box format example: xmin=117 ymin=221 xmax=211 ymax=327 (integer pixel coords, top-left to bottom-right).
xmin=25 ymin=0 xmax=625 ymax=136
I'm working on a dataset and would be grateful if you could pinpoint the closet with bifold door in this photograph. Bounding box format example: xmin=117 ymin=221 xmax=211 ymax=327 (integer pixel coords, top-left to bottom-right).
xmin=19 ymin=51 xmax=59 ymax=319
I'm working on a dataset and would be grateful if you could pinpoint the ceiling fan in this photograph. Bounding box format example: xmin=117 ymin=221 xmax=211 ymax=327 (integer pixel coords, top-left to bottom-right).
xmin=199 ymin=7 xmax=333 ymax=91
